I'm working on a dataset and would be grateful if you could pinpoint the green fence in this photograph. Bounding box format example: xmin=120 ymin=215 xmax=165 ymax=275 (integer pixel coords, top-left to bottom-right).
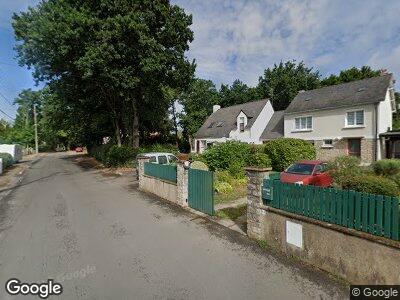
xmin=188 ymin=168 xmax=214 ymax=215
xmin=144 ymin=162 xmax=177 ymax=183
xmin=262 ymin=179 xmax=400 ymax=241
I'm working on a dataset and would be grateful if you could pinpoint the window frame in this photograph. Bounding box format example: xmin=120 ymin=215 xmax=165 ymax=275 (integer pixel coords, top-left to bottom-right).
xmin=345 ymin=110 xmax=364 ymax=127
xmin=239 ymin=116 xmax=245 ymax=132
xmin=294 ymin=116 xmax=313 ymax=131
xmin=322 ymin=139 xmax=333 ymax=148
xmin=158 ymin=155 xmax=168 ymax=165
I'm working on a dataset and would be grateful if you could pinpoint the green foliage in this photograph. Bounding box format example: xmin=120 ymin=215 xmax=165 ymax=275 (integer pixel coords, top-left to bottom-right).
xmin=214 ymin=181 xmax=233 ymax=194
xmin=0 ymin=153 xmax=14 ymax=169
xmin=179 ymin=79 xmax=220 ymax=138
xmin=373 ymin=159 xmax=400 ymax=177
xmin=218 ymin=79 xmax=261 ymax=107
xmin=13 ymin=0 xmax=195 ymax=149
xmin=89 ymin=144 xmax=113 ymax=163
xmin=190 ymin=161 xmax=208 ymax=171
xmin=247 ymin=152 xmax=271 ymax=168
xmin=138 ymin=144 xmax=179 ymax=155
xmin=264 ymin=138 xmax=316 ymax=171
xmin=216 ymin=205 xmax=247 ymax=220
xmin=202 ymin=141 xmax=252 ymax=171
xmin=327 ymin=155 xmax=362 ymax=186
xmin=321 ymin=66 xmax=380 ymax=86
xmin=257 ymin=60 xmax=320 ymax=111
xmin=105 ymin=145 xmax=136 ymax=167
xmin=340 ymin=174 xmax=399 ymax=197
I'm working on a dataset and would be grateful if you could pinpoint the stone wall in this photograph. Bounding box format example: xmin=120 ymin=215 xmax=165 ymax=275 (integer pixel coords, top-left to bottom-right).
xmin=138 ymin=156 xmax=188 ymax=207
xmin=315 ymin=138 xmax=376 ymax=164
xmin=246 ymin=167 xmax=400 ymax=284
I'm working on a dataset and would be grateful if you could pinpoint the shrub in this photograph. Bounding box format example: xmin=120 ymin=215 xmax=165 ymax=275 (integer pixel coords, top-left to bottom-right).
xmin=105 ymin=145 xmax=136 ymax=167
xmin=0 ymin=153 xmax=13 ymax=170
xmin=138 ymin=143 xmax=179 ymax=155
xmin=202 ymin=141 xmax=253 ymax=171
xmin=264 ymin=138 xmax=316 ymax=171
xmin=340 ymin=174 xmax=399 ymax=197
xmin=215 ymin=170 xmax=236 ymax=185
xmin=190 ymin=161 xmax=208 ymax=170
xmin=246 ymin=152 xmax=271 ymax=168
xmin=214 ymin=181 xmax=233 ymax=194
xmin=327 ymin=155 xmax=362 ymax=186
xmin=373 ymin=159 xmax=400 ymax=177
xmin=89 ymin=144 xmax=113 ymax=163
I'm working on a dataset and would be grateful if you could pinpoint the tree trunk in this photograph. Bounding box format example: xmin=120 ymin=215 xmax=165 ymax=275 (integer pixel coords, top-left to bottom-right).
xmin=115 ymin=120 xmax=122 ymax=147
xmin=132 ymin=99 xmax=139 ymax=149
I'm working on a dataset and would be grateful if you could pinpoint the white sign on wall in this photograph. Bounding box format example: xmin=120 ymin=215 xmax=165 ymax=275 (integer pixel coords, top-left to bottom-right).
xmin=286 ymin=221 xmax=303 ymax=248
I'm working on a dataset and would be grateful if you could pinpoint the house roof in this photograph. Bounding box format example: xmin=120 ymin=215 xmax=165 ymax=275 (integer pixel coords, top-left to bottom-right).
xmin=285 ymin=74 xmax=394 ymax=114
xmin=260 ymin=110 xmax=284 ymax=141
xmin=195 ymin=99 xmax=269 ymax=139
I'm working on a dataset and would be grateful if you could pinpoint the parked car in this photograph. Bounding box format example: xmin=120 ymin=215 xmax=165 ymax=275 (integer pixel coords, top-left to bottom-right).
xmin=142 ymin=152 xmax=178 ymax=165
xmin=75 ymin=147 xmax=83 ymax=153
xmin=280 ymin=160 xmax=332 ymax=187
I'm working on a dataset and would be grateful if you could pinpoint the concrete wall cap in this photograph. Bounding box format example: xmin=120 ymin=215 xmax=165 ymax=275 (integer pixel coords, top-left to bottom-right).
xmin=244 ymin=167 xmax=272 ymax=172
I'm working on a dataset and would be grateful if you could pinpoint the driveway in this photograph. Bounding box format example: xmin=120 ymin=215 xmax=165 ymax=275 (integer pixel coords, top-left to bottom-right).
xmin=0 ymin=152 xmax=347 ymax=299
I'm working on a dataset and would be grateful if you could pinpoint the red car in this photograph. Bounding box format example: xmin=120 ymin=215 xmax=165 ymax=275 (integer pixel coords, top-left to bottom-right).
xmin=280 ymin=160 xmax=332 ymax=187
xmin=75 ymin=147 xmax=83 ymax=153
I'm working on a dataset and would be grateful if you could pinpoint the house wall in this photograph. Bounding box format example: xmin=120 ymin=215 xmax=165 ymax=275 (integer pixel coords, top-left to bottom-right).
xmin=377 ymin=91 xmax=394 ymax=159
xmin=284 ymin=104 xmax=376 ymax=140
xmin=229 ymin=101 xmax=274 ymax=144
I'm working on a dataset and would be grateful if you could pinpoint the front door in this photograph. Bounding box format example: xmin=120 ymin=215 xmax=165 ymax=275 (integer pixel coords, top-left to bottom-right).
xmin=348 ymin=138 xmax=361 ymax=157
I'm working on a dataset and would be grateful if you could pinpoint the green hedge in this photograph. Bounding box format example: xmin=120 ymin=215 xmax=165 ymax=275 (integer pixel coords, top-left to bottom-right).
xmin=340 ymin=174 xmax=399 ymax=197
xmin=373 ymin=159 xmax=400 ymax=177
xmin=202 ymin=142 xmax=270 ymax=176
xmin=264 ymin=138 xmax=316 ymax=171
xmin=0 ymin=153 xmax=14 ymax=170
xmin=105 ymin=145 xmax=136 ymax=167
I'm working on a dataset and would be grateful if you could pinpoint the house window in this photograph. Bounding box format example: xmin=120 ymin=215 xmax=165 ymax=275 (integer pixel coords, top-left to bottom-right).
xmin=322 ymin=139 xmax=333 ymax=147
xmin=389 ymin=88 xmax=396 ymax=112
xmin=294 ymin=116 xmax=312 ymax=131
xmin=239 ymin=117 xmax=245 ymax=132
xmin=346 ymin=110 xmax=364 ymax=126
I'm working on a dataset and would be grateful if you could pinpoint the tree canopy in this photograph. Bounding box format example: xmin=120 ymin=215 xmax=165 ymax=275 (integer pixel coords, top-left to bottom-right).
xmin=12 ymin=0 xmax=195 ymax=148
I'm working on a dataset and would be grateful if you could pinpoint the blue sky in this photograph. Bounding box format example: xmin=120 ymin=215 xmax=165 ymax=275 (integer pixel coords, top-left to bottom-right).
xmin=1 ymin=0 xmax=400 ymax=121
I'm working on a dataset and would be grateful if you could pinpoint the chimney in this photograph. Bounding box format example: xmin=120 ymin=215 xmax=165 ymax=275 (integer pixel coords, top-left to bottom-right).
xmin=213 ymin=105 xmax=221 ymax=113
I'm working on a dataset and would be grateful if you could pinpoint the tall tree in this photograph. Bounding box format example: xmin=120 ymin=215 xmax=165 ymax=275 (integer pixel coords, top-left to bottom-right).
xmin=13 ymin=0 xmax=195 ymax=149
xmin=218 ymin=79 xmax=261 ymax=107
xmin=179 ymin=79 xmax=220 ymax=141
xmin=257 ymin=60 xmax=320 ymax=111
xmin=321 ymin=66 xmax=381 ymax=86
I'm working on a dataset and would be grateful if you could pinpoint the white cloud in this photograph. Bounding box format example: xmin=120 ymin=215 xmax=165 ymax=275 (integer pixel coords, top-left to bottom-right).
xmin=173 ymin=0 xmax=400 ymax=87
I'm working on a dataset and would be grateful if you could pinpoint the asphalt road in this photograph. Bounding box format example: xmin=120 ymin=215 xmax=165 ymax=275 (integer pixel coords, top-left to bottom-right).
xmin=0 ymin=153 xmax=347 ymax=299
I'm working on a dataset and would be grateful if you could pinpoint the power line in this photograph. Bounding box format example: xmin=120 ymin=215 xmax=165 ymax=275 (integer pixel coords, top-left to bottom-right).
xmin=0 ymin=107 xmax=15 ymax=121
xmin=0 ymin=91 xmax=14 ymax=106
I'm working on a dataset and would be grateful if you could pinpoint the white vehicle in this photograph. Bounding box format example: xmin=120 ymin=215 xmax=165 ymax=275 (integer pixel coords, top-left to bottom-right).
xmin=142 ymin=152 xmax=178 ymax=165
xmin=0 ymin=144 xmax=23 ymax=162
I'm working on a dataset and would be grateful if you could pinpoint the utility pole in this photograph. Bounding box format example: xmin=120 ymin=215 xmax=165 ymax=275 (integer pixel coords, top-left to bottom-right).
xmin=33 ymin=105 xmax=39 ymax=154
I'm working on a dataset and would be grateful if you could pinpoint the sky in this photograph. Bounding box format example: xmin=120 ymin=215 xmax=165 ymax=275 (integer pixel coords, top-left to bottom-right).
xmin=1 ymin=0 xmax=400 ymax=121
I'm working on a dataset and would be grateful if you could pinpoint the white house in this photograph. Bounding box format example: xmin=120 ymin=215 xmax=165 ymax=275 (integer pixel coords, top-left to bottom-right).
xmin=283 ymin=74 xmax=397 ymax=164
xmin=193 ymin=99 xmax=274 ymax=153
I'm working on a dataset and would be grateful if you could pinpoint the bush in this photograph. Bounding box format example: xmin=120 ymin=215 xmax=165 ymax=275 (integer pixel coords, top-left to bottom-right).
xmin=246 ymin=152 xmax=271 ymax=168
xmin=105 ymin=145 xmax=136 ymax=167
xmin=202 ymin=141 xmax=253 ymax=171
xmin=340 ymin=174 xmax=399 ymax=197
xmin=89 ymin=144 xmax=113 ymax=163
xmin=138 ymin=143 xmax=179 ymax=155
xmin=0 ymin=153 xmax=13 ymax=170
xmin=327 ymin=155 xmax=362 ymax=186
xmin=373 ymin=159 xmax=400 ymax=177
xmin=214 ymin=181 xmax=233 ymax=194
xmin=264 ymin=138 xmax=316 ymax=171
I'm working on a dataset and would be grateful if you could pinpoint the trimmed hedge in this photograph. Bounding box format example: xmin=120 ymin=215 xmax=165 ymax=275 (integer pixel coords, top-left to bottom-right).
xmin=340 ymin=174 xmax=399 ymax=197
xmin=0 ymin=153 xmax=13 ymax=170
xmin=373 ymin=159 xmax=400 ymax=177
xmin=264 ymin=138 xmax=316 ymax=171
xmin=202 ymin=142 xmax=270 ymax=176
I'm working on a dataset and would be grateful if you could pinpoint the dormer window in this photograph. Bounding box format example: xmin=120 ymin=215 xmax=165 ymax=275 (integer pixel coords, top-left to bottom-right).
xmin=239 ymin=117 xmax=245 ymax=132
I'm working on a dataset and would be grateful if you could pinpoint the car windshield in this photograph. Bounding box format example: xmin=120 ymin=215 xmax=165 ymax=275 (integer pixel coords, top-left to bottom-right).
xmin=286 ymin=163 xmax=315 ymax=175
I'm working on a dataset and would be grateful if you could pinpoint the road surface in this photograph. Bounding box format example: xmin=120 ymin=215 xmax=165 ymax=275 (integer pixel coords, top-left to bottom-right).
xmin=0 ymin=153 xmax=346 ymax=299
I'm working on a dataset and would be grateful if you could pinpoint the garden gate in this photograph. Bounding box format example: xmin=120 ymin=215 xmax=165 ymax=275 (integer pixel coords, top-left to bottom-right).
xmin=188 ymin=168 xmax=214 ymax=215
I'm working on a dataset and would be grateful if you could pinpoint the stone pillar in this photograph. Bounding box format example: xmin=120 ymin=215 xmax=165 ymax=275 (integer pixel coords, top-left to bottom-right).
xmin=137 ymin=156 xmax=150 ymax=190
xmin=245 ymin=167 xmax=272 ymax=240
xmin=177 ymin=161 xmax=189 ymax=207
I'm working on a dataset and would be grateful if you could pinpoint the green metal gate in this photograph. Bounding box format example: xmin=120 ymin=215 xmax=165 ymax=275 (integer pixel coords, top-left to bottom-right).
xmin=188 ymin=168 xmax=214 ymax=215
